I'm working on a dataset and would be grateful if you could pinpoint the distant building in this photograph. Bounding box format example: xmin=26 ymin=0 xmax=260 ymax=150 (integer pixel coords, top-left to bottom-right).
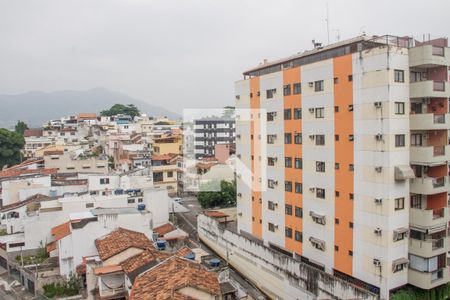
xmin=194 ymin=118 xmax=235 ymax=159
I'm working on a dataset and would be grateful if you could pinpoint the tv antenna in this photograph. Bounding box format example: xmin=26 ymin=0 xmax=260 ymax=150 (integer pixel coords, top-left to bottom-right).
xmin=325 ymin=2 xmax=330 ymax=45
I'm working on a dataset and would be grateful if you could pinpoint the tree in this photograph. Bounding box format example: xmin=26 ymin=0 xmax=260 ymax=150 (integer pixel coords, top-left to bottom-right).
xmin=15 ymin=120 xmax=29 ymax=135
xmin=198 ymin=180 xmax=236 ymax=208
xmin=0 ymin=128 xmax=25 ymax=169
xmin=100 ymin=104 xmax=140 ymax=118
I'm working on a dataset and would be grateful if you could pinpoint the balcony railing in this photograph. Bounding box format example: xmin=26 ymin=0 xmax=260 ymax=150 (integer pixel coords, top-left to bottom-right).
xmin=434 ymin=81 xmax=446 ymax=92
xmin=433 ymin=114 xmax=446 ymax=124
xmin=433 ymin=145 xmax=446 ymax=156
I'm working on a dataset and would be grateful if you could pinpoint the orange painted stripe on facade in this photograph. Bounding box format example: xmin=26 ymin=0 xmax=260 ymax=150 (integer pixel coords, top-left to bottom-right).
xmin=250 ymin=77 xmax=262 ymax=238
xmin=283 ymin=67 xmax=302 ymax=254
xmin=333 ymin=54 xmax=354 ymax=275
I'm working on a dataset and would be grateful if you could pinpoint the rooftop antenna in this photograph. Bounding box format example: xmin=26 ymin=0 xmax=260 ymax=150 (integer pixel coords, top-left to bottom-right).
xmin=325 ymin=2 xmax=330 ymax=44
xmin=333 ymin=29 xmax=341 ymax=42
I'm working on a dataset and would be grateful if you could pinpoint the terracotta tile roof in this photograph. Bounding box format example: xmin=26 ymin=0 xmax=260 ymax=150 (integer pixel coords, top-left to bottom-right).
xmin=0 ymin=168 xmax=57 ymax=178
xmin=51 ymin=221 xmax=71 ymax=241
xmin=94 ymin=264 xmax=123 ymax=275
xmin=23 ymin=129 xmax=43 ymax=137
xmin=204 ymin=211 xmax=228 ymax=218
xmin=1 ymin=193 xmax=49 ymax=212
xmin=46 ymin=241 xmax=57 ymax=253
xmin=120 ymin=247 xmax=170 ymax=275
xmin=130 ymin=256 xmax=220 ymax=300
xmin=153 ymin=223 xmax=176 ymax=236
xmin=43 ymin=150 xmax=64 ymax=156
xmin=78 ymin=113 xmax=97 ymax=119
xmin=95 ymin=228 xmax=152 ymax=261
xmin=151 ymin=154 xmax=173 ymax=161
xmin=175 ymin=247 xmax=192 ymax=258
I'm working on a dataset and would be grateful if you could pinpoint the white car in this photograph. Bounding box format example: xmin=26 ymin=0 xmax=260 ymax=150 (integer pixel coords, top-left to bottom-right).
xmin=173 ymin=197 xmax=184 ymax=204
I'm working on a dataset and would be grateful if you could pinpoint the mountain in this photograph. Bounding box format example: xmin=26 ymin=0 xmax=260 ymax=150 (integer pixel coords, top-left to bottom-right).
xmin=0 ymin=88 xmax=179 ymax=129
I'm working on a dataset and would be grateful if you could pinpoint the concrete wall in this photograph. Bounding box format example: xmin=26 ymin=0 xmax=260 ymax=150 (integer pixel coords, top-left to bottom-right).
xmin=198 ymin=214 xmax=378 ymax=300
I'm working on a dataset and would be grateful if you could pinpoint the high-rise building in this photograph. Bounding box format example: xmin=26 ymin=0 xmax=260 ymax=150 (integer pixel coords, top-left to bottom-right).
xmin=194 ymin=118 xmax=235 ymax=159
xmin=235 ymin=34 xmax=450 ymax=298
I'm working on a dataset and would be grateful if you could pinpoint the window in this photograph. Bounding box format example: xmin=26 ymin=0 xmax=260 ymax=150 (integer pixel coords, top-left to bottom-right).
xmin=348 ymin=104 xmax=353 ymax=111
xmin=100 ymin=178 xmax=110 ymax=185
xmin=285 ymin=204 xmax=293 ymax=215
xmin=335 ymin=245 xmax=339 ymax=251
xmin=295 ymin=182 xmax=302 ymax=194
xmin=267 ymin=134 xmax=276 ymax=144
xmin=284 ymin=109 xmax=292 ymax=120
xmin=268 ymin=179 xmax=275 ymax=189
xmin=395 ymin=134 xmax=405 ymax=147
xmin=295 ymin=231 xmax=302 ymax=242
xmin=394 ymin=70 xmax=405 ymax=82
xmin=335 ymin=135 xmax=339 ymax=141
xmin=167 ymin=171 xmax=173 ymax=178
xmin=349 ymin=193 xmax=354 ymax=200
xmin=395 ymin=102 xmax=405 ymax=115
xmin=315 ymin=135 xmax=325 ymax=145
xmin=268 ymin=157 xmax=276 ymax=166
xmin=294 ymin=108 xmax=302 ymax=119
xmin=348 ymin=134 xmax=354 ymax=141
xmin=268 ymin=223 xmax=275 ymax=232
xmin=283 ymin=84 xmax=291 ymax=96
xmin=395 ymin=197 xmax=405 ymax=210
xmin=267 ymin=112 xmax=276 ymax=121
xmin=335 ymin=218 xmax=339 ymax=224
xmin=411 ymin=133 xmax=422 ymax=146
xmin=335 ymin=163 xmax=340 ymax=170
xmin=348 ymin=75 xmax=353 ymax=82
xmin=315 ymin=107 xmax=324 ymax=118
xmin=334 ymin=77 xmax=339 ymax=84
xmin=138 ymin=198 xmax=143 ymax=203
xmin=284 ymin=133 xmax=292 ymax=144
xmin=348 ymin=251 xmax=353 ymax=256
xmin=349 ymin=222 xmax=354 ymax=229
xmin=314 ymin=80 xmax=324 ymax=92
xmin=285 ymin=227 xmax=293 ymax=238
xmin=295 ymin=158 xmax=302 ymax=169
xmin=295 ymin=206 xmax=303 ymax=218
xmin=316 ymin=188 xmax=325 ymax=199
xmin=293 ymin=83 xmax=301 ymax=94
xmin=285 ymin=157 xmax=292 ymax=168
xmin=266 ymin=88 xmax=276 ymax=98
xmin=294 ymin=133 xmax=302 ymax=144
xmin=393 ymin=264 xmax=405 ymax=273
xmin=349 ymin=164 xmax=354 ymax=171
xmin=410 ymin=194 xmax=422 ymax=209
xmin=334 ymin=106 xmax=339 ymax=112
xmin=86 ymin=203 xmax=94 ymax=208
xmin=335 ymin=191 xmax=340 ymax=197
xmin=268 ymin=201 xmax=276 ymax=210
xmin=285 ymin=181 xmax=292 ymax=192
xmin=128 ymin=198 xmax=136 ymax=204
xmin=316 ymin=161 xmax=325 ymax=172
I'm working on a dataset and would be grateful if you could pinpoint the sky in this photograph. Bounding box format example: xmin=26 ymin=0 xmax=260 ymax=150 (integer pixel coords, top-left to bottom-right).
xmin=0 ymin=0 xmax=449 ymax=114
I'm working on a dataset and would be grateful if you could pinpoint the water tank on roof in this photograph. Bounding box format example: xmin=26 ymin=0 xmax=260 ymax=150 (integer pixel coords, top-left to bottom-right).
xmin=137 ymin=204 xmax=146 ymax=211
xmin=185 ymin=252 xmax=195 ymax=260
xmin=156 ymin=240 xmax=167 ymax=250
xmin=49 ymin=189 xmax=57 ymax=197
xmin=209 ymin=258 xmax=221 ymax=268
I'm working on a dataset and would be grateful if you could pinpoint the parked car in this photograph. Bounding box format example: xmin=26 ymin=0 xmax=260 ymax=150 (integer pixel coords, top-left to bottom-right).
xmin=173 ymin=197 xmax=184 ymax=204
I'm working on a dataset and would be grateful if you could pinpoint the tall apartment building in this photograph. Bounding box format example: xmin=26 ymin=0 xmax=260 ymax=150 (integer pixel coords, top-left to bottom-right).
xmin=235 ymin=34 xmax=450 ymax=298
xmin=194 ymin=118 xmax=235 ymax=159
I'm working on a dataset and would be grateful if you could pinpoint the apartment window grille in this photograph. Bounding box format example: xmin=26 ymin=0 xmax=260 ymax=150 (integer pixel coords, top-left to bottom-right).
xmin=295 ymin=206 xmax=303 ymax=218
xmin=267 ymin=134 xmax=276 ymax=144
xmin=316 ymin=188 xmax=325 ymax=199
xmin=268 ymin=201 xmax=276 ymax=210
xmin=295 ymin=158 xmax=302 ymax=169
xmin=395 ymin=102 xmax=405 ymax=115
xmin=285 ymin=157 xmax=292 ymax=168
xmin=410 ymin=195 xmax=422 ymax=209
xmin=316 ymin=161 xmax=326 ymax=172
xmin=268 ymin=157 xmax=276 ymax=166
xmin=411 ymin=133 xmax=422 ymax=146
xmin=293 ymin=83 xmax=302 ymax=94
xmin=285 ymin=227 xmax=293 ymax=238
xmin=315 ymin=135 xmax=325 ymax=145
xmin=394 ymin=70 xmax=405 ymax=83
xmin=294 ymin=133 xmax=302 ymax=144
xmin=266 ymin=88 xmax=276 ymax=98
xmin=314 ymin=80 xmax=324 ymax=92
xmin=395 ymin=134 xmax=405 ymax=147
xmin=285 ymin=133 xmax=292 ymax=144
xmin=284 ymin=109 xmax=292 ymax=120
xmin=285 ymin=181 xmax=293 ymax=192
xmin=283 ymin=84 xmax=291 ymax=96
xmin=268 ymin=222 xmax=275 ymax=232
xmin=285 ymin=204 xmax=293 ymax=215
xmin=294 ymin=108 xmax=302 ymax=119
xmin=315 ymin=107 xmax=325 ymax=118
xmin=395 ymin=197 xmax=405 ymax=210
xmin=295 ymin=182 xmax=302 ymax=194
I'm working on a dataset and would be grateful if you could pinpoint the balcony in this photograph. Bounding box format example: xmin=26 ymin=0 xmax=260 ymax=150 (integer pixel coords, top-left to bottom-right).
xmin=410 ymin=145 xmax=450 ymax=165
xmin=409 ymin=237 xmax=449 ymax=257
xmin=410 ymin=113 xmax=450 ymax=130
xmin=410 ymin=207 xmax=449 ymax=229
xmin=410 ymin=176 xmax=449 ymax=195
xmin=409 ymin=45 xmax=450 ymax=68
xmin=409 ymin=267 xmax=450 ymax=290
xmin=410 ymin=80 xmax=450 ymax=98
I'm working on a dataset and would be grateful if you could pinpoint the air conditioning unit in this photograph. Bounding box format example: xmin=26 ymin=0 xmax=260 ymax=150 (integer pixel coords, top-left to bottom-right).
xmin=309 ymin=187 xmax=316 ymax=192
xmin=373 ymin=259 xmax=381 ymax=267
xmin=236 ymin=134 xmax=241 ymax=139
xmin=375 ymin=166 xmax=383 ymax=173
xmin=237 ymin=154 xmax=241 ymax=158
xmin=308 ymin=82 xmax=314 ymax=87
xmin=235 ymin=95 xmax=240 ymax=100
xmin=238 ymin=212 xmax=242 ymax=216
xmin=309 ymin=134 xmax=315 ymax=139
xmin=273 ymin=181 xmax=278 ymax=185
xmin=374 ymin=228 xmax=382 ymax=235
xmin=273 ymin=111 xmax=277 ymax=116
xmin=309 ymin=108 xmax=315 ymax=113
xmin=374 ymin=101 xmax=382 ymax=108
xmin=375 ymin=134 xmax=383 ymax=141
xmin=237 ymin=193 xmax=242 ymax=197
xmin=257 ymin=91 xmax=261 ymax=96
xmin=374 ymin=198 xmax=383 ymax=204
xmin=273 ymin=157 xmax=278 ymax=162
xmin=274 ymin=224 xmax=279 ymax=229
